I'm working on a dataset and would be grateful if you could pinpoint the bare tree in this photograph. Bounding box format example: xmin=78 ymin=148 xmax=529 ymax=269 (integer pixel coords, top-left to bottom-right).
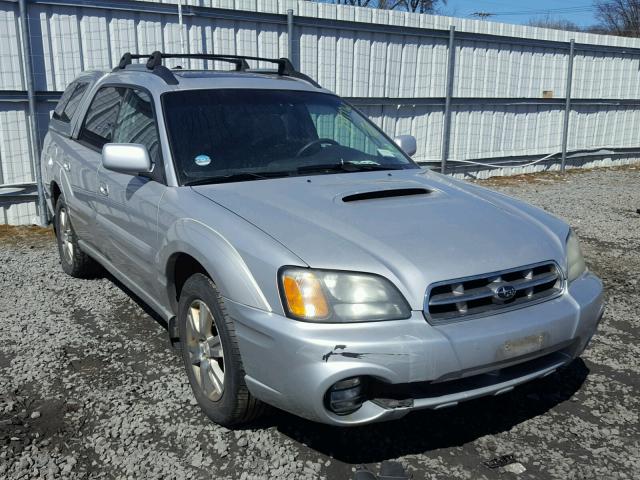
xmin=334 ymin=0 xmax=372 ymax=7
xmin=401 ymin=0 xmax=443 ymax=14
xmin=376 ymin=0 xmax=406 ymax=10
xmin=527 ymin=15 xmax=582 ymax=33
xmin=329 ymin=0 xmax=444 ymax=12
xmin=595 ymin=0 xmax=640 ymax=37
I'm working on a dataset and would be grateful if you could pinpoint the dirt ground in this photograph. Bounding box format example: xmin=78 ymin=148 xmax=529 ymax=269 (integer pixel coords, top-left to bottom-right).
xmin=1 ymin=165 xmax=639 ymax=479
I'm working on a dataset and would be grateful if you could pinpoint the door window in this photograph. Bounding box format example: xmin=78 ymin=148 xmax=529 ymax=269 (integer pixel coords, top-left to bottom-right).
xmin=78 ymin=87 xmax=125 ymax=149
xmin=112 ymin=89 xmax=161 ymax=165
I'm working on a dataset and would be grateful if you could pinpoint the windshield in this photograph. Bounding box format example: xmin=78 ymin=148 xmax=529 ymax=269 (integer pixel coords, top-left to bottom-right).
xmin=162 ymin=89 xmax=418 ymax=185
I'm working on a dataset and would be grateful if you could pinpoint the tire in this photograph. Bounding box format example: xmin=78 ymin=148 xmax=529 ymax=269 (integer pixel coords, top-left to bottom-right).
xmin=54 ymin=197 xmax=100 ymax=278
xmin=178 ymin=273 xmax=265 ymax=427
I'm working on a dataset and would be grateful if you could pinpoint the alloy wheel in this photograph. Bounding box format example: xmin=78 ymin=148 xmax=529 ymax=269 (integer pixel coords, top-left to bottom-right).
xmin=59 ymin=207 xmax=74 ymax=263
xmin=185 ymin=300 xmax=225 ymax=401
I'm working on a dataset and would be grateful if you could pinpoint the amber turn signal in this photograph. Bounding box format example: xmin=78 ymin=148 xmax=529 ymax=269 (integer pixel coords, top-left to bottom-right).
xmin=281 ymin=270 xmax=329 ymax=320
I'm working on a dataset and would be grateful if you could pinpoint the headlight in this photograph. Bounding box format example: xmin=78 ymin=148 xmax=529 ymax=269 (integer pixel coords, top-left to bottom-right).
xmin=279 ymin=268 xmax=411 ymax=322
xmin=566 ymin=229 xmax=587 ymax=282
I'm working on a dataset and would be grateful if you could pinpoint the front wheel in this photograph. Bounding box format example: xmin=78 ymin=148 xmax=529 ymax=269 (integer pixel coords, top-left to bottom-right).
xmin=178 ymin=273 xmax=265 ymax=427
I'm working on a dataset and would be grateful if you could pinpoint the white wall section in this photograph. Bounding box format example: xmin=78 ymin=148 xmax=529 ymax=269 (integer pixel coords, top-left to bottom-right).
xmin=2 ymin=0 xmax=640 ymax=223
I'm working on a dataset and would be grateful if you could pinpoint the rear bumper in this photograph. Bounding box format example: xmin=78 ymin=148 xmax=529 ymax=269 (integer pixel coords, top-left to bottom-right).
xmin=227 ymin=271 xmax=604 ymax=426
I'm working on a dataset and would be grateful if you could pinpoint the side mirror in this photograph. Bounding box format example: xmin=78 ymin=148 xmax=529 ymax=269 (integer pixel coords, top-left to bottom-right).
xmin=102 ymin=143 xmax=152 ymax=175
xmin=393 ymin=135 xmax=417 ymax=157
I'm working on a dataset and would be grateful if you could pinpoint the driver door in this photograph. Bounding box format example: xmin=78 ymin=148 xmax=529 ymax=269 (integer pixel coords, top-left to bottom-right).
xmin=94 ymin=87 xmax=167 ymax=297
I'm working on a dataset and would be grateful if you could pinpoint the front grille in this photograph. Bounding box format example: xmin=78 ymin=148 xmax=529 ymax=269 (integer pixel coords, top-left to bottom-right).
xmin=424 ymin=262 xmax=564 ymax=324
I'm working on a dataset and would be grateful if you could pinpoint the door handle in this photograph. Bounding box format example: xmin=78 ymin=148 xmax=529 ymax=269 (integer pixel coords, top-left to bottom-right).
xmin=62 ymin=160 xmax=71 ymax=172
xmin=99 ymin=183 xmax=109 ymax=196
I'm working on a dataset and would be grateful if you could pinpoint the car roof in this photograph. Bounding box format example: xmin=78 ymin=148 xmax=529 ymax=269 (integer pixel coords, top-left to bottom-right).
xmin=101 ymin=65 xmax=331 ymax=95
xmin=84 ymin=51 xmax=332 ymax=97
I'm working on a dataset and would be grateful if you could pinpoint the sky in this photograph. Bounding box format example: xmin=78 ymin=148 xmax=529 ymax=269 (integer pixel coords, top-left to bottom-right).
xmin=441 ymin=0 xmax=598 ymax=27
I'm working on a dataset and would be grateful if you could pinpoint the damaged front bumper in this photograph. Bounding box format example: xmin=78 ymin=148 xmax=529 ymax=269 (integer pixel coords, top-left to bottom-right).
xmin=227 ymin=271 xmax=604 ymax=426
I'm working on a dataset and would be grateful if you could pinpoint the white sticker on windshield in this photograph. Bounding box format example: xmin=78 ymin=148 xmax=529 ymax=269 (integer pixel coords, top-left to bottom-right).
xmin=194 ymin=154 xmax=211 ymax=166
xmin=377 ymin=149 xmax=396 ymax=158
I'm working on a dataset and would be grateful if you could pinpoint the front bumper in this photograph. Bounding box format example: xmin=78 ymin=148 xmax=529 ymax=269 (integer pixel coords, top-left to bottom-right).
xmin=227 ymin=271 xmax=604 ymax=426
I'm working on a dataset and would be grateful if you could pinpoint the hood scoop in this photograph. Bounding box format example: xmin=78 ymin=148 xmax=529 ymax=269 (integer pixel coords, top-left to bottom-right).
xmin=342 ymin=187 xmax=431 ymax=203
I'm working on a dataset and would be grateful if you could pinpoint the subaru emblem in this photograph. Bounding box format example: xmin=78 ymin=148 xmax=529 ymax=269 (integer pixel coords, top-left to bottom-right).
xmin=494 ymin=284 xmax=517 ymax=302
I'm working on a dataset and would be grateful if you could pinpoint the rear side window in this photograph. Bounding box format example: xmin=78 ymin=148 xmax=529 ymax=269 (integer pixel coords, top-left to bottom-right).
xmin=53 ymin=82 xmax=77 ymax=120
xmin=53 ymin=81 xmax=89 ymax=123
xmin=79 ymin=87 xmax=125 ymax=149
xmin=112 ymin=89 xmax=161 ymax=165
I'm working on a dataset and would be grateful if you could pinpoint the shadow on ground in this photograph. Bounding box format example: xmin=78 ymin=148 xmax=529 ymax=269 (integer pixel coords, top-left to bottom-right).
xmin=101 ymin=269 xmax=170 ymax=331
xmin=265 ymin=359 xmax=589 ymax=464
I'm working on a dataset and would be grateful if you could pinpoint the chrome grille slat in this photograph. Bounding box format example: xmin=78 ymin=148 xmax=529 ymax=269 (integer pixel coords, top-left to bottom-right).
xmin=430 ymin=286 xmax=493 ymax=306
xmin=511 ymin=272 xmax=559 ymax=290
xmin=429 ymin=271 xmax=559 ymax=307
xmin=424 ymin=262 xmax=564 ymax=324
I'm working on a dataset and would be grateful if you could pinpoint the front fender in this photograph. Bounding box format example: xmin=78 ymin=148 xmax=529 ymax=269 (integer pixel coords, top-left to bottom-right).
xmin=157 ymin=218 xmax=304 ymax=313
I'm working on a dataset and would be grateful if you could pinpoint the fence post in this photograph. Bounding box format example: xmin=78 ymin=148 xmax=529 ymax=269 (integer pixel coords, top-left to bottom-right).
xmin=287 ymin=9 xmax=295 ymax=68
xmin=19 ymin=0 xmax=48 ymax=226
xmin=177 ymin=0 xmax=185 ymax=55
xmin=561 ymin=39 xmax=575 ymax=173
xmin=441 ymin=25 xmax=456 ymax=174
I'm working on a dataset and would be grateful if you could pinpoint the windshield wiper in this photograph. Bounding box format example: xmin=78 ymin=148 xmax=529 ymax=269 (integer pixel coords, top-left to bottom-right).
xmin=297 ymin=162 xmax=405 ymax=175
xmin=184 ymin=171 xmax=290 ymax=186
xmin=184 ymin=163 xmax=406 ymax=186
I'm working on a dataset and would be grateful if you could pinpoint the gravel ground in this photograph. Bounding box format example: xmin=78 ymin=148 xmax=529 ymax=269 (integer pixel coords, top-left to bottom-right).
xmin=1 ymin=166 xmax=639 ymax=480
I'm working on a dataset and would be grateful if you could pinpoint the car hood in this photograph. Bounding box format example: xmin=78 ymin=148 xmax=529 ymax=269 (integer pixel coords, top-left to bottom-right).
xmin=193 ymin=169 xmax=569 ymax=309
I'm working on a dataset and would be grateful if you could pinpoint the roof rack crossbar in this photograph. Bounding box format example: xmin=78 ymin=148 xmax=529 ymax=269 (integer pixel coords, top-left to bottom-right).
xmin=144 ymin=51 xmax=294 ymax=75
xmin=114 ymin=52 xmax=247 ymax=72
xmin=151 ymin=53 xmax=250 ymax=71
xmin=145 ymin=51 xmax=252 ymax=71
xmin=113 ymin=51 xmax=319 ymax=87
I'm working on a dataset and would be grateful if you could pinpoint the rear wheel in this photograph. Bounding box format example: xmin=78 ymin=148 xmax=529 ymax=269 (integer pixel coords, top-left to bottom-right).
xmin=54 ymin=197 xmax=100 ymax=278
xmin=178 ymin=274 xmax=265 ymax=426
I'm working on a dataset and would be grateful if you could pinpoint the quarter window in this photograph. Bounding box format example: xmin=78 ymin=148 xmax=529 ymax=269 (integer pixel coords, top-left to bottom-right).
xmin=53 ymin=81 xmax=89 ymax=123
xmin=79 ymin=87 xmax=125 ymax=149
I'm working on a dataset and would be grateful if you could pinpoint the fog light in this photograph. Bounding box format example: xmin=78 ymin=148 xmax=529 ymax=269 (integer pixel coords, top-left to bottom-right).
xmin=326 ymin=377 xmax=365 ymax=415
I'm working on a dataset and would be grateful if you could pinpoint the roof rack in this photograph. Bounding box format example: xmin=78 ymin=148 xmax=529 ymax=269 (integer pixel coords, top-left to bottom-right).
xmin=112 ymin=51 xmax=321 ymax=88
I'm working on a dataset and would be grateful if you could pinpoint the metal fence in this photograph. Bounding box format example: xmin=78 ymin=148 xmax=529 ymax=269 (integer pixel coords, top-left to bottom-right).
xmin=3 ymin=0 xmax=640 ymax=225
